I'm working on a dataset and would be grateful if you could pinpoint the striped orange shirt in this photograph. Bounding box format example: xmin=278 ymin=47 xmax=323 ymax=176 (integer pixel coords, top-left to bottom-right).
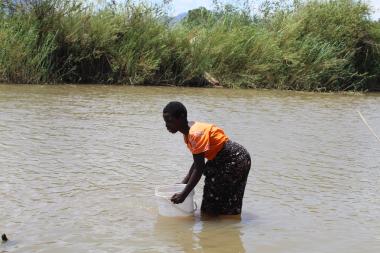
xmin=184 ymin=122 xmax=229 ymax=160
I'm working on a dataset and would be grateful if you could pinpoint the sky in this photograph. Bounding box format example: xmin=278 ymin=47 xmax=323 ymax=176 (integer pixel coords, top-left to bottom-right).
xmin=164 ymin=0 xmax=380 ymax=19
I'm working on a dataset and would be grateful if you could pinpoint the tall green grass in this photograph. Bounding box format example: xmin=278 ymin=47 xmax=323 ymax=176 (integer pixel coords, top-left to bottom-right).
xmin=0 ymin=0 xmax=379 ymax=91
xmin=177 ymin=0 xmax=380 ymax=91
xmin=0 ymin=13 xmax=55 ymax=83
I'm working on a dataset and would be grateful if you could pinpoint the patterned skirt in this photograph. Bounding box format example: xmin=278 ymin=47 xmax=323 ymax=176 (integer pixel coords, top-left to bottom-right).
xmin=201 ymin=140 xmax=251 ymax=215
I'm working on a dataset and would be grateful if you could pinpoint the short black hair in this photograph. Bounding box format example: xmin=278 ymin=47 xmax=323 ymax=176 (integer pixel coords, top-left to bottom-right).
xmin=163 ymin=101 xmax=187 ymax=119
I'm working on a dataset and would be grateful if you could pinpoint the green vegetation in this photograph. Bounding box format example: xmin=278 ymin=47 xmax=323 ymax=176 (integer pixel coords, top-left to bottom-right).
xmin=0 ymin=0 xmax=379 ymax=91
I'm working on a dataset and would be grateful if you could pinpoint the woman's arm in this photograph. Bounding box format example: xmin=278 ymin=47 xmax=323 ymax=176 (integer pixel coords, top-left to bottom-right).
xmin=172 ymin=153 xmax=205 ymax=204
xmin=181 ymin=162 xmax=195 ymax=184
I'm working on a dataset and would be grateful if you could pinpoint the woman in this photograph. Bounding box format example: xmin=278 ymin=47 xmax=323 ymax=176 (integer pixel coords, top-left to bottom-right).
xmin=163 ymin=101 xmax=251 ymax=216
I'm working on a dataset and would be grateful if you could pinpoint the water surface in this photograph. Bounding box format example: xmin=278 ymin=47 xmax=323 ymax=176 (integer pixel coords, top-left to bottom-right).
xmin=1 ymin=85 xmax=379 ymax=253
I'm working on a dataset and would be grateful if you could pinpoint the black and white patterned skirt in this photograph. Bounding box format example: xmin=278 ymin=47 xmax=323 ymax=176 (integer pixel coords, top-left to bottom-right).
xmin=201 ymin=140 xmax=251 ymax=215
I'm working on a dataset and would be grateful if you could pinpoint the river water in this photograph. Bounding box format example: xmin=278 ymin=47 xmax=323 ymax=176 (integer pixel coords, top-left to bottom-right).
xmin=0 ymin=84 xmax=379 ymax=253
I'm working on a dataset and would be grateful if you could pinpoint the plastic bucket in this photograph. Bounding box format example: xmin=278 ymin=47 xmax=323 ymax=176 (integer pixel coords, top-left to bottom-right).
xmin=155 ymin=184 xmax=197 ymax=217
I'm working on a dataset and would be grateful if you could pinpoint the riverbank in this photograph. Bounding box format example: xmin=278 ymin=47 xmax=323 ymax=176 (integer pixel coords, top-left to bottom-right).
xmin=0 ymin=0 xmax=379 ymax=91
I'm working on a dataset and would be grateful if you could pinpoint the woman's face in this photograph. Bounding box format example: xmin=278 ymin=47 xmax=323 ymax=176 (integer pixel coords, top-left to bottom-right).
xmin=163 ymin=112 xmax=181 ymax=133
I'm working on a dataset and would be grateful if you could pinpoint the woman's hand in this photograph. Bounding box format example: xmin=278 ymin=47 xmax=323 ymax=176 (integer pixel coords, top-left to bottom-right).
xmin=172 ymin=153 xmax=205 ymax=204
xmin=171 ymin=192 xmax=187 ymax=204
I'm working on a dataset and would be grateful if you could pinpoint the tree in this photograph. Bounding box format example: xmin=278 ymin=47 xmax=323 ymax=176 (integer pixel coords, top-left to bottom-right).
xmin=184 ymin=7 xmax=213 ymax=27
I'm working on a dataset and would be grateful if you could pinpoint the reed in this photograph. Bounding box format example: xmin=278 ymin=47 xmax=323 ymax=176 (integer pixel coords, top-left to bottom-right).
xmin=0 ymin=0 xmax=379 ymax=91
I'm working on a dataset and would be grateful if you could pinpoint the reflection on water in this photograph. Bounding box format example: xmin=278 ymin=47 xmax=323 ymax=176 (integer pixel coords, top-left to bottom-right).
xmin=154 ymin=215 xmax=245 ymax=253
xmin=0 ymin=84 xmax=380 ymax=253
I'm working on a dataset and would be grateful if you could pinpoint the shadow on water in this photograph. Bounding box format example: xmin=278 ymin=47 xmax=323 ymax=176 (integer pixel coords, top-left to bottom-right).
xmin=154 ymin=212 xmax=250 ymax=253
xmin=1 ymin=238 xmax=17 ymax=253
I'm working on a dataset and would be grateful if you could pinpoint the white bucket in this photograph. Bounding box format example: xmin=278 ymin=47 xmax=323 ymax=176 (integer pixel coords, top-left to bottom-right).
xmin=155 ymin=184 xmax=197 ymax=217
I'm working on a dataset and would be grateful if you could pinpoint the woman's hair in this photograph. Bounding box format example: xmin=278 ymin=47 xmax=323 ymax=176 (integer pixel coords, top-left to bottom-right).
xmin=163 ymin=101 xmax=187 ymax=119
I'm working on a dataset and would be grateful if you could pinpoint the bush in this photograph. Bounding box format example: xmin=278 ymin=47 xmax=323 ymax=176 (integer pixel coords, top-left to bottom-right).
xmin=0 ymin=0 xmax=379 ymax=91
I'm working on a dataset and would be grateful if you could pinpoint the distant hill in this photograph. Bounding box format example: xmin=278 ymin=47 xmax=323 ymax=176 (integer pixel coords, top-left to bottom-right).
xmin=169 ymin=12 xmax=188 ymax=26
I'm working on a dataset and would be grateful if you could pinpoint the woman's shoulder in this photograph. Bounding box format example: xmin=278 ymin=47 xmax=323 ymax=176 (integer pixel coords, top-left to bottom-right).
xmin=186 ymin=122 xmax=208 ymax=140
xmin=190 ymin=122 xmax=213 ymax=133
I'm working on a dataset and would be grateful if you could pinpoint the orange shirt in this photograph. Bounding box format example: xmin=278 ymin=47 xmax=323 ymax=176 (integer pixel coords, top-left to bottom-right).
xmin=184 ymin=122 xmax=229 ymax=160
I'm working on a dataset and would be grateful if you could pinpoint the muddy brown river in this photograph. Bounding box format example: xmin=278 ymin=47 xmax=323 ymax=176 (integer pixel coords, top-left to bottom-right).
xmin=0 ymin=85 xmax=379 ymax=252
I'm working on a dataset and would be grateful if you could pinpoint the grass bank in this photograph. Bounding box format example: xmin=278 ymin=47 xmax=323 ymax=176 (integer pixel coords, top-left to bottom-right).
xmin=0 ymin=0 xmax=379 ymax=91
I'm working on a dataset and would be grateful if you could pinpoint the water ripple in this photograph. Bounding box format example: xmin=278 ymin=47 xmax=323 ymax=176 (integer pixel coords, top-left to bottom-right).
xmin=1 ymin=85 xmax=379 ymax=252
